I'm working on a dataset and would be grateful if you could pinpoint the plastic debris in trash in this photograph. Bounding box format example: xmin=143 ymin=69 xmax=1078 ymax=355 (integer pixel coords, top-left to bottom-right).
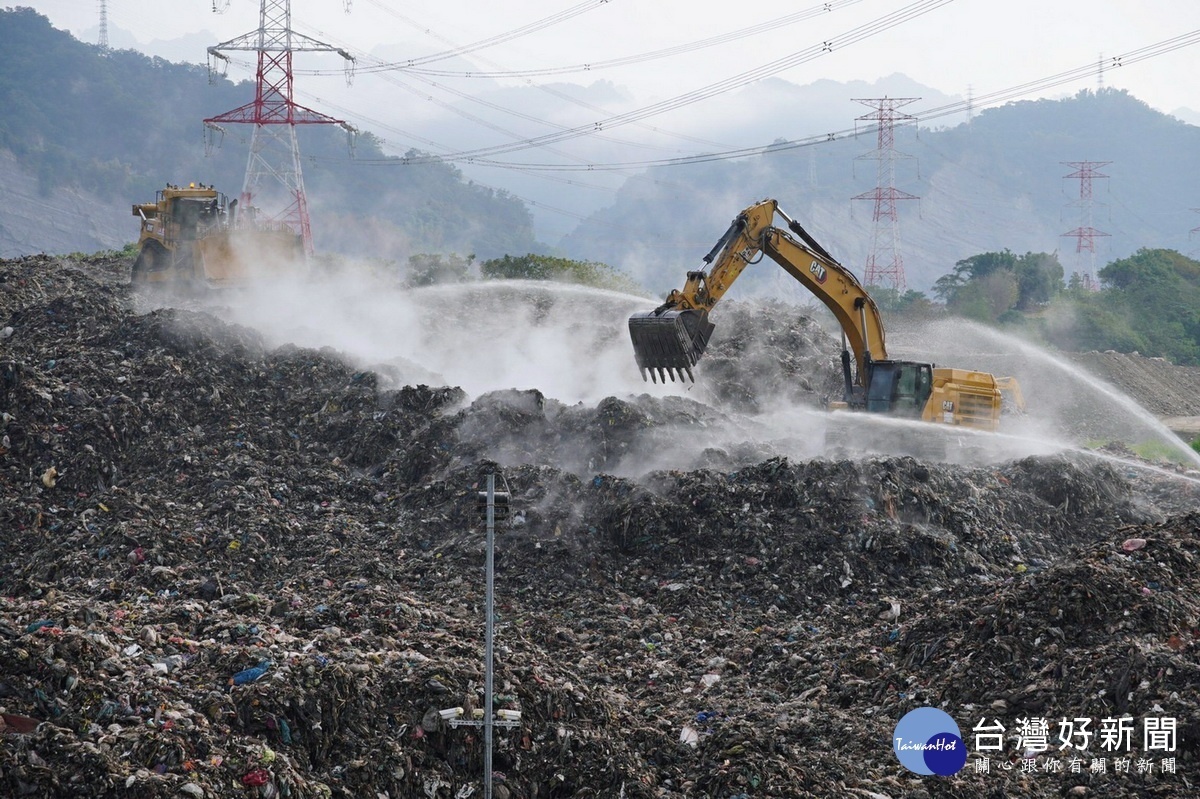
xmin=266 ymin=715 xmax=293 ymax=745
xmin=1122 ymin=537 xmax=1148 ymax=552
xmin=0 ymin=254 xmax=1199 ymax=799
xmin=230 ymin=659 xmax=271 ymax=686
xmin=241 ymin=768 xmax=270 ymax=787
xmin=1 ymin=713 xmax=40 ymax=734
xmin=875 ymin=598 xmax=901 ymax=622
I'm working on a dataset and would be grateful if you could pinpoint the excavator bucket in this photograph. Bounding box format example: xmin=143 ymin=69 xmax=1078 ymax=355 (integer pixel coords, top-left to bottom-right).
xmin=628 ymin=309 xmax=715 ymax=383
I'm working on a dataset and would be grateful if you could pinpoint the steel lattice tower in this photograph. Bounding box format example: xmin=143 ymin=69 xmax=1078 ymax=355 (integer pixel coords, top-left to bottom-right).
xmin=852 ymin=97 xmax=920 ymax=292
xmin=1061 ymin=160 xmax=1111 ymax=288
xmin=204 ymin=1 xmax=354 ymax=255
xmin=98 ymin=0 xmax=109 ymax=48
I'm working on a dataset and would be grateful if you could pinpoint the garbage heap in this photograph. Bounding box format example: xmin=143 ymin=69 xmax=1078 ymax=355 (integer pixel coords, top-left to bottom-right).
xmin=2 ymin=255 xmax=1199 ymax=799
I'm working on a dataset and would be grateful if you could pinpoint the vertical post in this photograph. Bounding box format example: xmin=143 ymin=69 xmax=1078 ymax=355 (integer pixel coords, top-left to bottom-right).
xmin=484 ymin=473 xmax=495 ymax=799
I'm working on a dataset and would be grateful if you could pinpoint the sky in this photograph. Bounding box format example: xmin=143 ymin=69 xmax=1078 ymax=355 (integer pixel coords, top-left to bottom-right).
xmin=27 ymin=0 xmax=1200 ymax=112
xmin=19 ymin=0 xmax=1200 ymax=241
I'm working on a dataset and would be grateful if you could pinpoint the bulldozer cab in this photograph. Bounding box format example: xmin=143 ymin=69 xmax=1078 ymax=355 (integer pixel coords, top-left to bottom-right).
xmin=169 ymin=195 xmax=222 ymax=239
xmin=864 ymin=360 xmax=933 ymax=417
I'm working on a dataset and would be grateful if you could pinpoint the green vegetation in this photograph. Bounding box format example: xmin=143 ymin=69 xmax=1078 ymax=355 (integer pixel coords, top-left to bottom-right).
xmin=923 ymin=245 xmax=1200 ymax=366
xmin=481 ymin=254 xmax=642 ymax=294
xmin=1083 ymin=438 xmax=1195 ymax=465
xmin=931 ymin=250 xmax=1064 ymax=323
xmin=1130 ymin=439 xmax=1197 ymax=465
xmin=392 ymin=251 xmax=643 ymax=293
xmin=0 ymin=8 xmax=538 ymax=260
xmin=866 ymin=287 xmax=932 ymax=316
xmin=1045 ymin=248 xmax=1200 ymax=365
xmin=406 ymin=253 xmax=476 ymax=287
xmin=1084 ymin=249 xmax=1200 ymax=364
xmin=66 ymin=242 xmax=139 ymax=262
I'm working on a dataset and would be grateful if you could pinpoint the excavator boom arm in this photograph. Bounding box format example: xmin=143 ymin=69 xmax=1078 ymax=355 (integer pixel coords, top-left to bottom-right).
xmin=629 ymin=198 xmax=888 ymax=384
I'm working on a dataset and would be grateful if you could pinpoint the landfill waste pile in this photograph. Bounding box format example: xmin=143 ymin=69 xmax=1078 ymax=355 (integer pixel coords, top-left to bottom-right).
xmin=2 ymin=254 xmax=1200 ymax=799
xmin=685 ymin=299 xmax=846 ymax=414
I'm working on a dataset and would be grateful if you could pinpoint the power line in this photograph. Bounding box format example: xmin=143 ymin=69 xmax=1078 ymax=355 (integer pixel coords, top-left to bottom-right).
xmin=354 ymin=0 xmax=606 ymax=71
xmin=916 ymin=30 xmax=1200 ymax=121
xmin=218 ymin=23 xmax=736 ymax=162
xmin=348 ymin=0 xmax=957 ymax=165
xmin=279 ymin=0 xmax=872 ymax=165
xmin=317 ymin=0 xmax=868 ymax=79
xmin=384 ymin=27 xmax=1200 ymax=174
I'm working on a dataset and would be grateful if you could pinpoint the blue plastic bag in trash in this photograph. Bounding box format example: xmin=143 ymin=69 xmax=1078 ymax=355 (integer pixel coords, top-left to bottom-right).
xmin=231 ymin=660 xmax=271 ymax=686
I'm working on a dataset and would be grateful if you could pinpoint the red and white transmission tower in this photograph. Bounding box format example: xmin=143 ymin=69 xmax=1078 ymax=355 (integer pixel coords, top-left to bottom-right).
xmin=1061 ymin=160 xmax=1111 ymax=288
xmin=852 ymin=97 xmax=920 ymax=292
xmin=204 ymin=1 xmax=355 ymax=255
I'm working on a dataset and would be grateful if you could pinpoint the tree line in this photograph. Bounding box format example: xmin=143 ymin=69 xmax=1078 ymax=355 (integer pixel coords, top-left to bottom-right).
xmin=398 ymin=242 xmax=1200 ymax=369
xmin=876 ymin=247 xmax=1200 ymax=366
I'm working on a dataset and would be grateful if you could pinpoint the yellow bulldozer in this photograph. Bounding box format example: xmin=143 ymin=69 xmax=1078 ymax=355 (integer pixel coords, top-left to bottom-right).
xmin=131 ymin=183 xmax=303 ymax=289
xmin=628 ymin=198 xmax=1024 ymax=432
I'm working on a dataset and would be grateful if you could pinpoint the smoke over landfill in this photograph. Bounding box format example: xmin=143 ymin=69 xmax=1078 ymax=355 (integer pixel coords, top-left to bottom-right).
xmin=3 ymin=254 xmax=1200 ymax=798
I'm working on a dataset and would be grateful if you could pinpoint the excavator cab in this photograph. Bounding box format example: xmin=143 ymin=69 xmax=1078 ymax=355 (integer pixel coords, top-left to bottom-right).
xmin=863 ymin=361 xmax=933 ymax=417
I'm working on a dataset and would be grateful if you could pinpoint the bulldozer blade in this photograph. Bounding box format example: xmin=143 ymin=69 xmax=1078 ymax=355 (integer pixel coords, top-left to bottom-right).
xmin=628 ymin=309 xmax=714 ymax=383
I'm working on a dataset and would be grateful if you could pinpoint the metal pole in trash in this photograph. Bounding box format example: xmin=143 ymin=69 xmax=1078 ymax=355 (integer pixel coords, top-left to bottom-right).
xmin=484 ymin=472 xmax=496 ymax=799
xmin=448 ymin=476 xmax=518 ymax=788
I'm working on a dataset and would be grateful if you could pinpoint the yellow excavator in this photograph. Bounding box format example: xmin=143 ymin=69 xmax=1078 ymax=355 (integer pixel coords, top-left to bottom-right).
xmin=131 ymin=183 xmax=303 ymax=289
xmin=628 ymin=198 xmax=1024 ymax=431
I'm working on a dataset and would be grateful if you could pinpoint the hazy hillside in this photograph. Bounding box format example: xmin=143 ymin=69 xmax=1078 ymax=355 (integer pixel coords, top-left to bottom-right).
xmin=0 ymin=8 xmax=537 ymax=261
xmin=562 ymin=89 xmax=1200 ymax=294
xmin=5 ymin=8 xmax=1199 ymax=296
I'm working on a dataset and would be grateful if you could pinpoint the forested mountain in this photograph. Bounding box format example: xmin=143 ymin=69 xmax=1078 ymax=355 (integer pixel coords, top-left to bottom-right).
xmin=0 ymin=8 xmax=536 ymax=260
xmin=4 ymin=7 xmax=1199 ymax=300
xmin=561 ymin=89 xmax=1200 ymax=295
